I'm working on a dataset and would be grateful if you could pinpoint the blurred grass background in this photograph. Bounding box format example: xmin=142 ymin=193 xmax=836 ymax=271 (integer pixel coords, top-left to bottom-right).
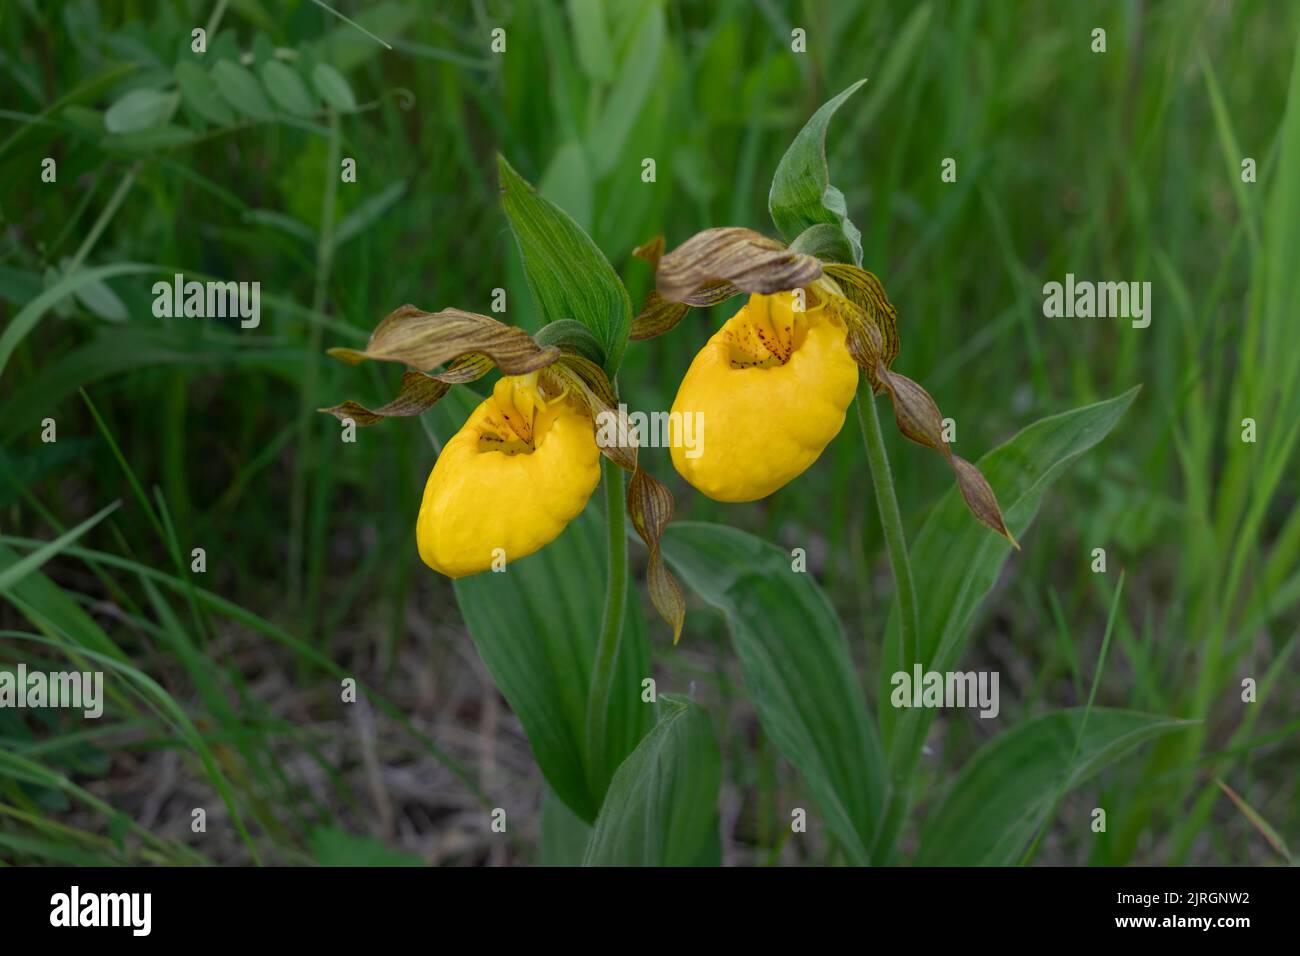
xmin=0 ymin=0 xmax=1297 ymax=865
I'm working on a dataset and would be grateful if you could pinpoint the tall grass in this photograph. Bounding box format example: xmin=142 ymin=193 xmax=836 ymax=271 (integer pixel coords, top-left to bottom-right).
xmin=0 ymin=0 xmax=1295 ymax=865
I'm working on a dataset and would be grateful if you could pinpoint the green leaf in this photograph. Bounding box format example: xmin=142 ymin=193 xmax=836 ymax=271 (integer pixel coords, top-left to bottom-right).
xmin=916 ymin=709 xmax=1192 ymax=865
xmin=210 ymin=61 xmax=274 ymax=120
xmin=497 ymin=153 xmax=631 ymax=376
xmin=335 ymin=182 xmax=407 ymax=246
xmin=260 ymin=60 xmax=316 ymax=117
xmin=312 ymin=63 xmax=356 ymax=112
xmin=309 ymin=826 xmax=424 ymax=867
xmin=662 ymin=523 xmax=885 ymax=864
xmin=452 ymin=500 xmax=652 ymax=823
xmin=789 ymin=223 xmax=858 ymax=264
xmin=71 ymin=275 xmax=128 ymax=322
xmin=567 ymin=0 xmax=614 ymax=84
xmin=0 ymin=544 xmax=126 ymax=663
xmin=582 ymin=695 xmax=720 ymax=866
xmin=103 ymin=125 xmax=196 ymax=153
xmin=103 ymin=88 xmax=179 ymax=133
xmin=174 ymin=62 xmax=234 ymax=126
xmin=880 ymin=389 xmax=1141 ymax=768
xmin=768 ymin=78 xmax=867 ymax=266
xmin=310 ymin=0 xmax=416 ymax=72
xmin=534 ymin=319 xmax=606 ymax=368
xmin=539 ymin=784 xmax=592 ymax=865
xmin=0 ymin=501 xmax=119 ymax=595
xmin=0 ymin=262 xmax=160 ymax=382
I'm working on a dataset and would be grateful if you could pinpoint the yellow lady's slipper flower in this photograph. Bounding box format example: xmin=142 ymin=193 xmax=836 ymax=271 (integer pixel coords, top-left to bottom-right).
xmin=416 ymin=373 xmax=601 ymax=577
xmin=633 ymin=227 xmax=1016 ymax=545
xmin=670 ymin=288 xmax=858 ymax=502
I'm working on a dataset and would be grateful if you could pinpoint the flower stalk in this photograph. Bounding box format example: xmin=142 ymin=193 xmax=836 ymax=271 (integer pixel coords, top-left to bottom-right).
xmin=854 ymin=381 xmax=919 ymax=672
xmin=585 ymin=455 xmax=629 ymax=796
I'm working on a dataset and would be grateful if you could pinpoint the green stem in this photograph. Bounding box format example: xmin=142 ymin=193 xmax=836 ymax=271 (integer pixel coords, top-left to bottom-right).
xmin=584 ymin=456 xmax=628 ymax=801
xmin=855 ymin=380 xmax=920 ymax=865
xmin=854 ymin=381 xmax=919 ymax=669
xmin=205 ymin=0 xmax=230 ymax=37
xmin=67 ymin=164 xmax=138 ymax=273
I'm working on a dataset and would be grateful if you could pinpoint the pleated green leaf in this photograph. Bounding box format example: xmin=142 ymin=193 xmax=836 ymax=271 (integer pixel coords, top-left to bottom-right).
xmin=497 ymin=153 xmax=631 ymax=376
xmin=917 ymin=709 xmax=1192 ymax=865
xmin=583 ymin=695 xmax=720 ymax=866
xmin=880 ymin=388 xmax=1140 ymax=770
xmin=662 ymin=523 xmax=885 ymax=864
xmin=453 ymin=506 xmax=653 ymax=823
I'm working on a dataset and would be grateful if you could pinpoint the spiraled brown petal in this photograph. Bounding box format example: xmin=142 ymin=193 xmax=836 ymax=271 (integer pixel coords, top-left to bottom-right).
xmin=627 ymin=466 xmax=685 ymax=643
xmin=951 ymin=455 xmax=1016 ymax=546
xmin=630 ymin=290 xmax=690 ymax=341
xmin=630 ymin=229 xmax=823 ymax=340
xmin=633 ymin=235 xmax=664 ymax=273
xmin=656 ymin=227 xmax=824 ymax=303
xmin=319 ymin=372 xmax=451 ymax=426
xmin=543 ymin=355 xmax=638 ymax=472
xmin=819 ymin=283 xmax=886 ymax=385
xmin=317 ymin=355 xmax=493 ymax=426
xmin=881 ymin=368 xmax=1018 ymax=548
xmin=883 ymin=371 xmax=947 ymax=450
xmin=823 ymin=263 xmax=900 ymax=375
xmin=327 ymin=305 xmax=559 ymax=375
xmin=816 ymin=277 xmax=1014 ymax=544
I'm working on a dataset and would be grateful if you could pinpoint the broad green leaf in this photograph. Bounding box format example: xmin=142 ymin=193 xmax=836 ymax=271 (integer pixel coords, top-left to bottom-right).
xmin=583 ymin=695 xmax=720 ymax=866
xmin=916 ymin=708 xmax=1192 ymax=865
xmin=539 ymin=784 xmax=592 ymax=865
xmin=211 ymin=61 xmax=274 ymax=120
xmin=260 ymin=60 xmax=316 ymax=116
xmin=445 ymin=411 xmax=652 ymax=823
xmin=768 ymin=78 xmax=867 ymax=266
xmin=174 ymin=61 xmax=234 ymax=125
xmin=312 ymin=63 xmax=356 ymax=112
xmin=662 ymin=523 xmax=885 ymax=864
xmin=497 ymin=154 xmax=631 ymax=375
xmin=103 ymin=88 xmax=179 ymax=133
xmin=880 ymin=388 xmax=1140 ymax=769
xmin=309 ymin=826 xmax=424 ymax=866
